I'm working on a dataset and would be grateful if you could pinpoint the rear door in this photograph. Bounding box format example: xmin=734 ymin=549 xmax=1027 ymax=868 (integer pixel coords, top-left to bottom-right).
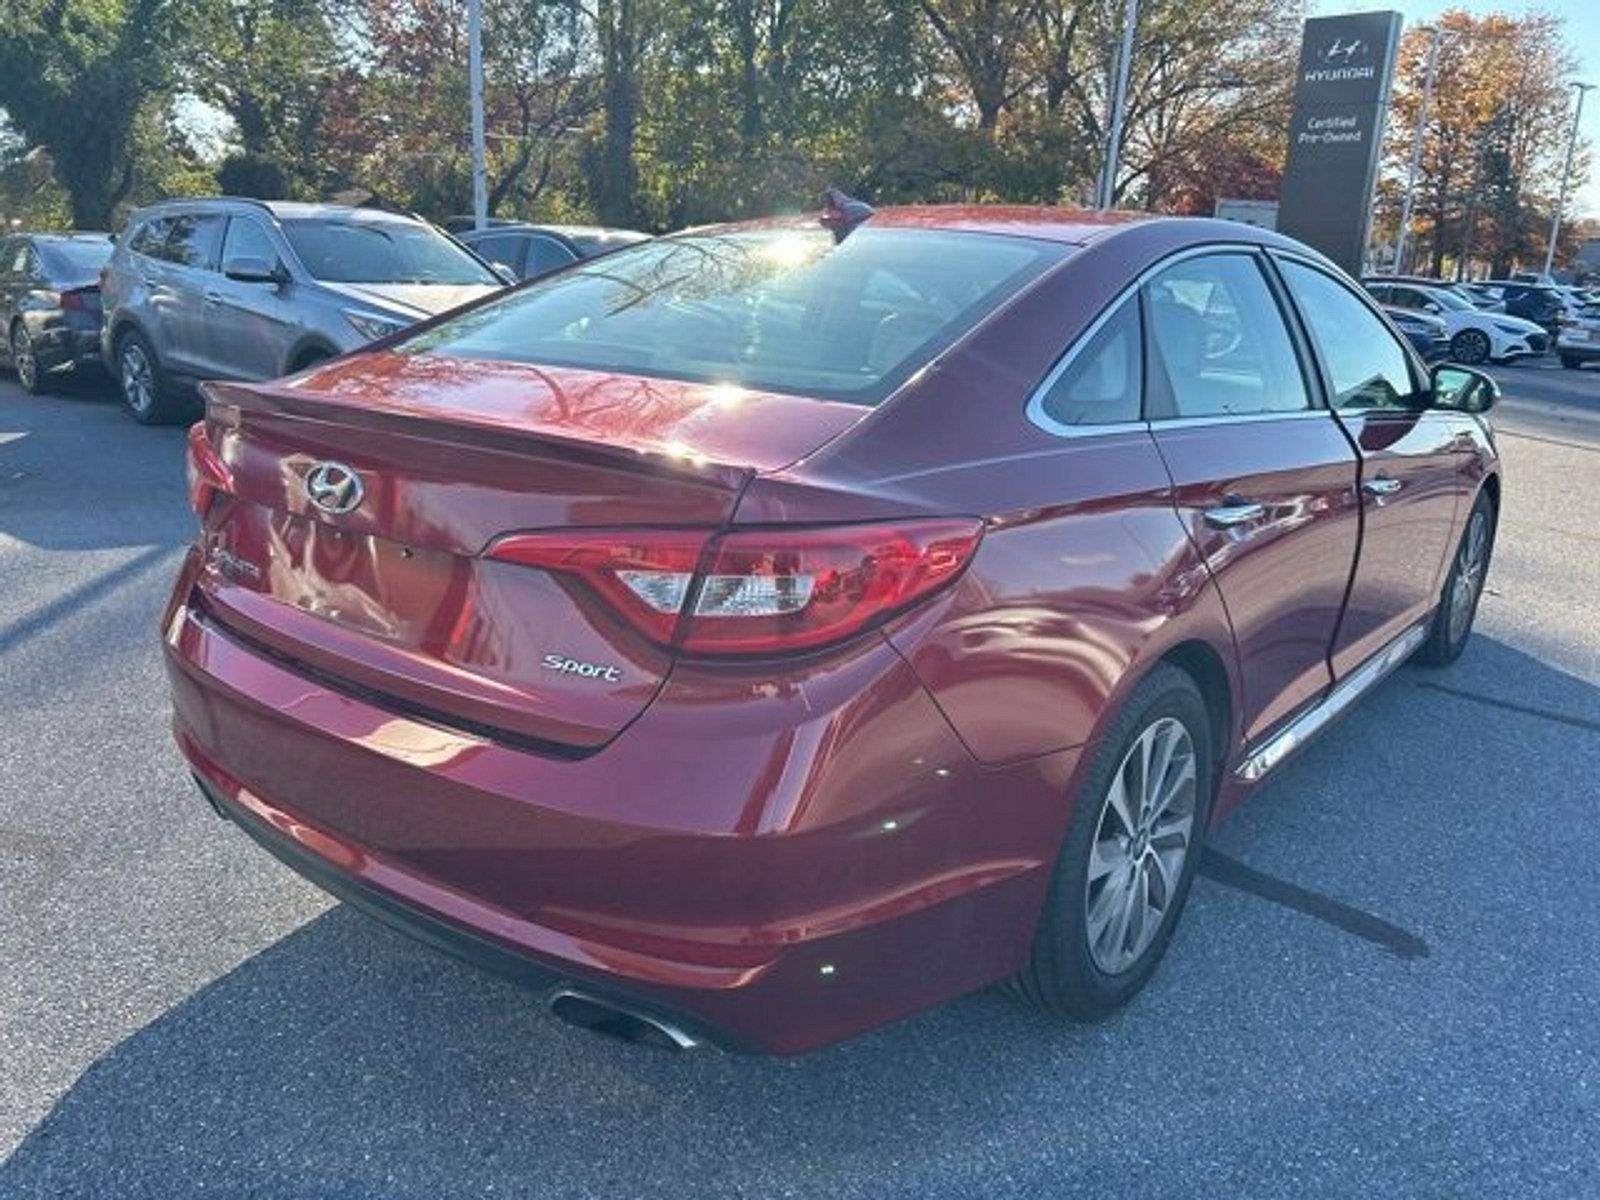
xmin=1143 ymin=249 xmax=1362 ymax=745
xmin=1274 ymin=256 xmax=1465 ymax=677
xmin=160 ymin=213 xmax=227 ymax=375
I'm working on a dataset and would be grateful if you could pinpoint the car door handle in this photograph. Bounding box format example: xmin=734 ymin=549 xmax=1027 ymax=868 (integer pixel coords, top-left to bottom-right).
xmin=1203 ymin=501 xmax=1266 ymax=528
xmin=1363 ymin=476 xmax=1403 ymax=497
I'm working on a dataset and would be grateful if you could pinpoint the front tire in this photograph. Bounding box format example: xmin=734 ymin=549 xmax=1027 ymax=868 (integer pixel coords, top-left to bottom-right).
xmin=116 ymin=330 xmax=184 ymax=425
xmin=1014 ymin=664 xmax=1214 ymax=1019
xmin=1416 ymin=491 xmax=1494 ymax=666
xmin=1560 ymin=355 xmax=1583 ymax=370
xmin=1450 ymin=328 xmax=1491 ymax=365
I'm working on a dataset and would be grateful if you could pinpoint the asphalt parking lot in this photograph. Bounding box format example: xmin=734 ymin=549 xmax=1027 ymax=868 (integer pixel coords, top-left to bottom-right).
xmin=2 ymin=360 xmax=1598 ymax=1197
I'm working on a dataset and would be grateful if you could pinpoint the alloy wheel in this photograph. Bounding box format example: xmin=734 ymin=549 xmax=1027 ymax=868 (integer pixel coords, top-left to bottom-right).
xmin=120 ymin=341 xmax=154 ymax=415
xmin=1448 ymin=509 xmax=1489 ymax=644
xmin=1084 ymin=716 xmax=1198 ymax=975
xmin=1453 ymin=329 xmax=1490 ymax=364
xmin=11 ymin=325 xmax=37 ymax=391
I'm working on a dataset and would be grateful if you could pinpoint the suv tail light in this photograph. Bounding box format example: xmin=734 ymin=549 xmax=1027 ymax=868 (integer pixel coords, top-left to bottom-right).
xmin=185 ymin=422 xmax=233 ymax=516
xmin=488 ymin=520 xmax=983 ymax=656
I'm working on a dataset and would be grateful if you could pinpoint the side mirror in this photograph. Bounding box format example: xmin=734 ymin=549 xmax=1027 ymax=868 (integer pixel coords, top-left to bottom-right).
xmin=1423 ymin=301 xmax=1441 ymax=314
xmin=491 ymin=262 xmax=518 ymax=285
xmin=1431 ymin=363 xmax=1499 ymax=414
xmin=224 ymin=255 xmax=283 ymax=285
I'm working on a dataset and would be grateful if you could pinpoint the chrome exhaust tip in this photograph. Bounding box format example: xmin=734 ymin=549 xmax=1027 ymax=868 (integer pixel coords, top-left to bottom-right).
xmin=546 ymin=988 xmax=705 ymax=1051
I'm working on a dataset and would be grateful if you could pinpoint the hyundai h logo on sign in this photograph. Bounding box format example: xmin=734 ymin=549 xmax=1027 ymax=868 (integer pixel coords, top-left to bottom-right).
xmin=1306 ymin=36 xmax=1376 ymax=81
xmin=305 ymin=461 xmax=365 ymax=515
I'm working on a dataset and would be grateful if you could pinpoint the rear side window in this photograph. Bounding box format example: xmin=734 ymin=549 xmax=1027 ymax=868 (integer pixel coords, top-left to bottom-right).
xmin=128 ymin=217 xmax=175 ymax=260
xmin=1033 ymin=297 xmax=1141 ymax=427
xmin=165 ymin=214 xmax=226 ymax=270
xmin=1144 ymin=254 xmax=1311 ymax=419
xmin=1279 ymin=259 xmax=1419 ymax=411
xmin=402 ymin=228 xmax=1061 ymax=406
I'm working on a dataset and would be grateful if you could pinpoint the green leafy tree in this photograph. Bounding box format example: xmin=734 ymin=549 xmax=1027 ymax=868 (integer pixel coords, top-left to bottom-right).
xmin=0 ymin=0 xmax=182 ymax=227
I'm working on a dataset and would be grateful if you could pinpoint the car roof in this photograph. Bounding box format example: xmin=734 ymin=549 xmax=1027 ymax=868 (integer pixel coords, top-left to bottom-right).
xmin=127 ymin=198 xmax=425 ymax=224
xmin=460 ymin=223 xmax=649 ymax=241
xmin=28 ymin=231 xmax=112 ymax=242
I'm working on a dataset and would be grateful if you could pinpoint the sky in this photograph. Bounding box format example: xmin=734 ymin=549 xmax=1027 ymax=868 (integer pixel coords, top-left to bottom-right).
xmin=1311 ymin=0 xmax=1600 ymax=219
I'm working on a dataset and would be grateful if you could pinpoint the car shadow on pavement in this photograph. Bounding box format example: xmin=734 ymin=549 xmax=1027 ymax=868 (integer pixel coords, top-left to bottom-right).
xmin=3 ymin=636 xmax=1597 ymax=1199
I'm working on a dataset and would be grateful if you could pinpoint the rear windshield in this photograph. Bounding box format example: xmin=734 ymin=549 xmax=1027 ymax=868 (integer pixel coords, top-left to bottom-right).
xmin=400 ymin=227 xmax=1061 ymax=405
xmin=282 ymin=218 xmax=499 ymax=286
xmin=39 ymin=239 xmax=112 ymax=275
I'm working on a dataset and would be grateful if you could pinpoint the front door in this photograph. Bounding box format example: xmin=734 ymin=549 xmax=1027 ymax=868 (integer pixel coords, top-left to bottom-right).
xmin=1142 ymin=250 xmax=1362 ymax=746
xmin=1275 ymin=257 xmax=1466 ymax=677
xmin=202 ymin=215 xmax=298 ymax=380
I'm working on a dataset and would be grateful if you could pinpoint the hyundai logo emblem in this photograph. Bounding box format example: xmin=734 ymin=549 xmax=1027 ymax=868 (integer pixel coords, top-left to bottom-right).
xmin=304 ymin=460 xmax=364 ymax=515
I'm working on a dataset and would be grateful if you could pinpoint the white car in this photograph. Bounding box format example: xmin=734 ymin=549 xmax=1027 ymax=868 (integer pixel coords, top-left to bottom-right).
xmin=1556 ymin=301 xmax=1600 ymax=370
xmin=1364 ymin=279 xmax=1547 ymax=364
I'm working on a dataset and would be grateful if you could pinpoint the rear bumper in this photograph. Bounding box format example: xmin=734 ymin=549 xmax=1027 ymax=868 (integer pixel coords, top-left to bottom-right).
xmin=164 ymin=554 xmax=1078 ymax=1052
xmin=30 ymin=319 xmax=100 ymax=372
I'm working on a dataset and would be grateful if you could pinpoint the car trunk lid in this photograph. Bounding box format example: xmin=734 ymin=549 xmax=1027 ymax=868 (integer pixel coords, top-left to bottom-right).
xmin=191 ymin=353 xmax=867 ymax=751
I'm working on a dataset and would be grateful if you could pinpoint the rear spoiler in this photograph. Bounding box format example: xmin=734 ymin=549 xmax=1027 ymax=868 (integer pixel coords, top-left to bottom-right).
xmin=200 ymin=378 xmax=758 ymax=492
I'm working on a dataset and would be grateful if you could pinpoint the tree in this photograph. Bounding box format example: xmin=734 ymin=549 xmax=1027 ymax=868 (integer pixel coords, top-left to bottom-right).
xmin=185 ymin=0 xmax=341 ymax=194
xmin=0 ymin=0 xmax=182 ymax=227
xmin=1382 ymin=11 xmax=1586 ymax=277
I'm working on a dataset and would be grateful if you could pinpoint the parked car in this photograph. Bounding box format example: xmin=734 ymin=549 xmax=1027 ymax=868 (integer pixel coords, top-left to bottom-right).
xmin=1383 ymin=304 xmax=1451 ymax=361
xmin=0 ymin=232 xmax=112 ymax=393
xmin=458 ymin=223 xmax=651 ymax=281
xmin=1455 ymin=281 xmax=1508 ymax=311
xmin=167 ymin=206 xmax=1501 ymax=1053
xmin=1364 ymin=277 xmax=1546 ymax=363
xmin=1556 ymin=298 xmax=1600 ymax=369
xmin=1481 ymin=279 xmax=1565 ymax=336
xmin=100 ymin=199 xmax=505 ymax=424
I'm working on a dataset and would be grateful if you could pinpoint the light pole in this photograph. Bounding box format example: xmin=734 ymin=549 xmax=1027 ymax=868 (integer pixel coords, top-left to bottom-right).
xmin=468 ymin=0 xmax=488 ymax=231
xmin=1543 ymin=81 xmax=1593 ymax=279
xmin=1394 ymin=25 xmax=1443 ymax=275
xmin=1097 ymin=0 xmax=1141 ymax=211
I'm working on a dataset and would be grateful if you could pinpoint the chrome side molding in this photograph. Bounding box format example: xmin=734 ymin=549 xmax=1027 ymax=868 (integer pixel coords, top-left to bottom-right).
xmin=1236 ymin=623 xmax=1429 ymax=783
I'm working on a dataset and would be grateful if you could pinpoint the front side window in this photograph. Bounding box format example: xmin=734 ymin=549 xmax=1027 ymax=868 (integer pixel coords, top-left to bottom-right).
xmin=1034 ymin=297 xmax=1141 ymax=427
xmin=524 ymin=235 xmax=578 ymax=278
xmin=1279 ymin=259 xmax=1419 ymax=411
xmin=1144 ymin=254 xmax=1311 ymax=419
xmin=221 ymin=217 xmax=280 ymax=268
xmin=401 ymin=227 xmax=1061 ymax=406
xmin=282 ymin=218 xmax=500 ymax=286
xmin=470 ymin=234 xmax=525 ymax=274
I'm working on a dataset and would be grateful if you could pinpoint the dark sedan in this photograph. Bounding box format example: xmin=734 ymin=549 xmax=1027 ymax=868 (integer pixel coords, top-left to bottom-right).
xmin=456 ymin=222 xmax=650 ymax=281
xmin=0 ymin=232 xmax=112 ymax=393
xmin=1384 ymin=304 xmax=1452 ymax=362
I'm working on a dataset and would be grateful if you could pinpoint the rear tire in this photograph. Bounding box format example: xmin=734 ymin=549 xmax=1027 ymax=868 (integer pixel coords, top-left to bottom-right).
xmin=1013 ymin=664 xmax=1214 ymax=1019
xmin=1416 ymin=491 xmax=1495 ymax=667
xmin=115 ymin=329 xmax=185 ymax=425
xmin=1450 ymin=329 xmax=1491 ymax=365
xmin=10 ymin=321 xmax=46 ymax=394
xmin=1560 ymin=355 xmax=1582 ymax=370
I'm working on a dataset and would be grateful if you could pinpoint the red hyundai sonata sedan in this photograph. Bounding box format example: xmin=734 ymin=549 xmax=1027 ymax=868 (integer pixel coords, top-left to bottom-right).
xmin=164 ymin=205 xmax=1501 ymax=1053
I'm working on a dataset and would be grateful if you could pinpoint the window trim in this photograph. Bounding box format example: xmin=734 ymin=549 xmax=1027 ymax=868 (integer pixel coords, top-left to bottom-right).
xmin=1026 ymin=241 xmax=1336 ymax=439
xmin=1268 ymin=249 xmax=1428 ymax=415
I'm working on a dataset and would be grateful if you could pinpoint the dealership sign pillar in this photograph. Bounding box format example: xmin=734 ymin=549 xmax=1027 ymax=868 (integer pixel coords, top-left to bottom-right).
xmin=1277 ymin=11 xmax=1402 ymax=275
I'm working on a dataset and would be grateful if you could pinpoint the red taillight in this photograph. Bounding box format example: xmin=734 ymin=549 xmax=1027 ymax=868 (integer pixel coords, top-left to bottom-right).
xmin=59 ymin=286 xmax=97 ymax=312
xmin=487 ymin=520 xmax=983 ymax=656
xmin=185 ymin=422 xmax=233 ymax=516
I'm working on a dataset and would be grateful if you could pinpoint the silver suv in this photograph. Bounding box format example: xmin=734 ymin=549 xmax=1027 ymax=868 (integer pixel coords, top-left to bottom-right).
xmin=101 ymin=199 xmax=504 ymax=423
